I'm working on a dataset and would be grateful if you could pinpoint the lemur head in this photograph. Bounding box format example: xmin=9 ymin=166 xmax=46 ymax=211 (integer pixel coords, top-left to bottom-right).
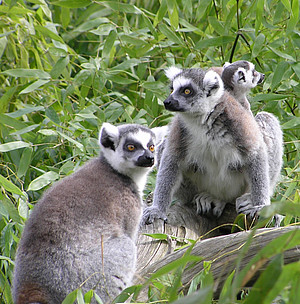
xmin=222 ymin=60 xmax=265 ymax=94
xmin=99 ymin=123 xmax=156 ymax=184
xmin=164 ymin=67 xmax=224 ymax=115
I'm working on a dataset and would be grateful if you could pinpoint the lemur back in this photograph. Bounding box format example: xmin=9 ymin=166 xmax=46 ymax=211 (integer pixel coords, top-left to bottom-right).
xmin=13 ymin=123 xmax=157 ymax=304
xmin=142 ymin=68 xmax=270 ymax=224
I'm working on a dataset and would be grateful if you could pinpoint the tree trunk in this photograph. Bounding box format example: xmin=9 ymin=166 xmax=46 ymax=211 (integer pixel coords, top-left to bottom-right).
xmin=136 ymin=201 xmax=300 ymax=300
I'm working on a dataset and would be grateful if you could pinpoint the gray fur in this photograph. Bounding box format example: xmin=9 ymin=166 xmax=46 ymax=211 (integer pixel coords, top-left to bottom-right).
xmin=142 ymin=68 xmax=271 ymax=225
xmin=221 ymin=61 xmax=283 ymax=221
xmin=13 ymin=123 xmax=157 ymax=304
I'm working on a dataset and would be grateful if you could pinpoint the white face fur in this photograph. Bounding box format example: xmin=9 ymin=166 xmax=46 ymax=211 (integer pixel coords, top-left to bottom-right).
xmin=165 ymin=67 xmax=225 ymax=116
xmin=223 ymin=61 xmax=264 ymax=92
xmin=99 ymin=123 xmax=156 ymax=193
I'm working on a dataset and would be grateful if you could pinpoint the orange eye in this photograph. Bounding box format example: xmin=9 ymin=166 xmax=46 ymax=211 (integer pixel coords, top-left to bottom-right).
xmin=184 ymin=88 xmax=191 ymax=95
xmin=127 ymin=144 xmax=135 ymax=151
xmin=149 ymin=145 xmax=155 ymax=152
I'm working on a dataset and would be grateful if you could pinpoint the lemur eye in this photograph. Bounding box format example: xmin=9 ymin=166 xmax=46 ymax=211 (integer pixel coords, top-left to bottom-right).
xmin=184 ymin=88 xmax=191 ymax=95
xmin=127 ymin=144 xmax=135 ymax=151
xmin=149 ymin=145 xmax=155 ymax=152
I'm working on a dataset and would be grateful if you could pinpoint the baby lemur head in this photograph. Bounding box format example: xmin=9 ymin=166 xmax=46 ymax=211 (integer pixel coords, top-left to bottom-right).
xmin=164 ymin=67 xmax=224 ymax=115
xmin=99 ymin=123 xmax=156 ymax=180
xmin=222 ymin=60 xmax=265 ymax=94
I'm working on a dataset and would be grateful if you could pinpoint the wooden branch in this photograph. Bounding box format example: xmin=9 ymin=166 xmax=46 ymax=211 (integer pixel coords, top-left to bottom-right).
xmin=136 ymin=201 xmax=300 ymax=301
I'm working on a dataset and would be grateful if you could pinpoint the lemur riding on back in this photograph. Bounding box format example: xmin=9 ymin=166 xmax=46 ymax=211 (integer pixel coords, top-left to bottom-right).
xmin=13 ymin=123 xmax=158 ymax=304
xmin=142 ymin=66 xmax=273 ymax=225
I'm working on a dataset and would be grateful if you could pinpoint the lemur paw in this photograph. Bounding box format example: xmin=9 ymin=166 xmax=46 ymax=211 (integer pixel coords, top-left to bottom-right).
xmin=236 ymin=193 xmax=264 ymax=219
xmin=194 ymin=193 xmax=226 ymax=218
xmin=141 ymin=206 xmax=167 ymax=225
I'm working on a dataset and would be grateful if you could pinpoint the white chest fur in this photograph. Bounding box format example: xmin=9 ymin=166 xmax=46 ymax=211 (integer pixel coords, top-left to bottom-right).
xmin=181 ymin=117 xmax=247 ymax=201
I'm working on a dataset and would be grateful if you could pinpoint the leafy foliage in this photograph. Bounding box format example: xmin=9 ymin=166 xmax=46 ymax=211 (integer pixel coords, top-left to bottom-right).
xmin=0 ymin=0 xmax=299 ymax=303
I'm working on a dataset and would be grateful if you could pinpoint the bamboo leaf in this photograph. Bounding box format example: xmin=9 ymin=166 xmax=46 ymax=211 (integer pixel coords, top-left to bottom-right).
xmin=0 ymin=175 xmax=25 ymax=198
xmin=27 ymin=171 xmax=60 ymax=191
xmin=158 ymin=24 xmax=184 ymax=45
xmin=252 ymin=33 xmax=265 ymax=58
xmin=51 ymin=0 xmax=92 ymax=8
xmin=19 ymin=79 xmax=50 ymax=94
xmin=1 ymin=68 xmax=50 ymax=79
xmin=0 ymin=141 xmax=31 ymax=152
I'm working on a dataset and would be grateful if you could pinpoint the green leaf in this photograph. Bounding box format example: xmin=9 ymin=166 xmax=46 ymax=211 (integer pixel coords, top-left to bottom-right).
xmin=102 ymin=30 xmax=117 ymax=59
xmin=35 ymin=25 xmax=65 ymax=43
xmin=45 ymin=106 xmax=61 ymax=125
xmin=1 ymin=69 xmax=51 ymax=79
xmin=271 ymin=61 xmax=289 ymax=90
xmin=172 ymin=286 xmax=214 ymax=304
xmin=19 ymin=79 xmax=50 ymax=94
xmin=281 ymin=117 xmax=300 ymax=130
xmin=17 ymin=147 xmax=33 ymax=178
xmin=0 ymin=36 xmax=7 ymax=59
xmin=0 ymin=175 xmax=25 ymax=198
xmin=27 ymin=171 xmax=60 ymax=191
xmin=251 ymin=93 xmax=291 ymax=102
xmin=255 ymin=0 xmax=264 ymax=34
xmin=50 ymin=56 xmax=70 ymax=79
xmin=287 ymin=0 xmax=299 ymax=33
xmin=6 ymin=106 xmax=44 ymax=118
xmin=1 ymin=196 xmax=22 ymax=223
xmin=244 ymin=254 xmax=283 ymax=303
xmin=158 ymin=24 xmax=184 ymax=45
xmin=143 ymin=233 xmax=168 ymax=240
xmin=195 ymin=36 xmax=235 ymax=49
xmin=57 ymin=131 xmax=85 ymax=152
xmin=51 ymin=0 xmax=92 ymax=8
xmin=99 ymin=1 xmax=142 ymax=14
xmin=252 ymin=33 xmax=265 ymax=58
xmin=0 ymin=87 xmax=17 ymax=113
xmin=267 ymin=46 xmax=296 ymax=62
xmin=62 ymin=289 xmax=77 ymax=304
xmin=0 ymin=141 xmax=31 ymax=152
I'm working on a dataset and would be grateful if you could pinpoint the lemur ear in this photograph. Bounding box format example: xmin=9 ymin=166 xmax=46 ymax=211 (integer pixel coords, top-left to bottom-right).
xmin=203 ymin=70 xmax=223 ymax=97
xmin=223 ymin=62 xmax=231 ymax=69
xmin=165 ymin=66 xmax=182 ymax=81
xmin=99 ymin=123 xmax=120 ymax=151
xmin=151 ymin=125 xmax=169 ymax=146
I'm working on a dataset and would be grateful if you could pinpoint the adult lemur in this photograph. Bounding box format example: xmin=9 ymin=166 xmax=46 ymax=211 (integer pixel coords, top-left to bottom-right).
xmin=142 ymin=67 xmax=272 ymax=225
xmin=13 ymin=123 xmax=158 ymax=304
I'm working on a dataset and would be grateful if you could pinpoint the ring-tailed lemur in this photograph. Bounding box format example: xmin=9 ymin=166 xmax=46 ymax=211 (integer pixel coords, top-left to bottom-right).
xmin=142 ymin=67 xmax=271 ymax=225
xmin=13 ymin=123 xmax=158 ymax=304
xmin=219 ymin=61 xmax=283 ymax=218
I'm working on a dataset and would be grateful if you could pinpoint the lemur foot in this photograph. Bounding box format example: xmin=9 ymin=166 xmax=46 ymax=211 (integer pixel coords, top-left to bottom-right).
xmin=141 ymin=206 xmax=167 ymax=225
xmin=194 ymin=193 xmax=227 ymax=218
xmin=236 ymin=193 xmax=264 ymax=219
xmin=237 ymin=194 xmax=283 ymax=227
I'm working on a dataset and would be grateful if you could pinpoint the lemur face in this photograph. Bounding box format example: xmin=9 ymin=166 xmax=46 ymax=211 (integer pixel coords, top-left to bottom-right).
xmin=100 ymin=123 xmax=156 ymax=174
xmin=164 ymin=67 xmax=224 ymax=115
xmin=222 ymin=60 xmax=265 ymax=92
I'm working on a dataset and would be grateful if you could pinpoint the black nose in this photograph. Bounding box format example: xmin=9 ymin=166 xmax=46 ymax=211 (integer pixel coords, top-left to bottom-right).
xmin=258 ymin=73 xmax=265 ymax=84
xmin=163 ymin=96 xmax=183 ymax=112
xmin=137 ymin=155 xmax=154 ymax=167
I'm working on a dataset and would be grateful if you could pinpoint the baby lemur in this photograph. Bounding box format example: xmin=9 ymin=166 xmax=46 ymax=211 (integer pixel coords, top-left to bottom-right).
xmin=218 ymin=61 xmax=283 ymax=217
xmin=142 ymin=67 xmax=272 ymax=225
xmin=13 ymin=123 xmax=157 ymax=304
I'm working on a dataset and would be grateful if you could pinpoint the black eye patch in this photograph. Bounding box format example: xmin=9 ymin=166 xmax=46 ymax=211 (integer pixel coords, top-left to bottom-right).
xmin=180 ymin=86 xmax=194 ymax=97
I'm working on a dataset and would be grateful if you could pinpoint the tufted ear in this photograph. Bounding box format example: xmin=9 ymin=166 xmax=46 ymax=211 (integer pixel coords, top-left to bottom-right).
xmin=203 ymin=70 xmax=224 ymax=98
xmin=151 ymin=125 xmax=169 ymax=146
xmin=223 ymin=62 xmax=231 ymax=69
xmin=99 ymin=123 xmax=120 ymax=151
xmin=165 ymin=66 xmax=182 ymax=81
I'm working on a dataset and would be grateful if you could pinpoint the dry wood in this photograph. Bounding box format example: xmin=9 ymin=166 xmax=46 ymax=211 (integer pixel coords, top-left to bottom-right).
xmin=136 ymin=201 xmax=300 ymax=300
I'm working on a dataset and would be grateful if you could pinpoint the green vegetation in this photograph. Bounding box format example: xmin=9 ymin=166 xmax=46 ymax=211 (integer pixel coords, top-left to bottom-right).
xmin=0 ymin=0 xmax=299 ymax=303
